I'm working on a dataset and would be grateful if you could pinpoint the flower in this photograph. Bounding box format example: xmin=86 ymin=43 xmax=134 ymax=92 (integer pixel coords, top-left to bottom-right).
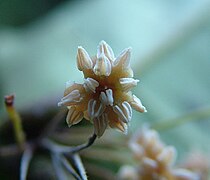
xmin=58 ymin=41 xmax=146 ymax=137
xmin=119 ymin=126 xmax=199 ymax=180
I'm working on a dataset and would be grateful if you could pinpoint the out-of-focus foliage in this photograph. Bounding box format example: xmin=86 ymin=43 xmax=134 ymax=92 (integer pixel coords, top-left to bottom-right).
xmin=0 ymin=0 xmax=210 ymax=177
xmin=0 ymin=0 xmax=69 ymax=26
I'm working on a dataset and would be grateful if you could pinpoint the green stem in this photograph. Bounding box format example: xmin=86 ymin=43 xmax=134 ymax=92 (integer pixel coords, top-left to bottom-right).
xmin=4 ymin=95 xmax=25 ymax=149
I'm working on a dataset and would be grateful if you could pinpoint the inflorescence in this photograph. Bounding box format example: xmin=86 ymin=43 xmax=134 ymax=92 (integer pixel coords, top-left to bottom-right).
xmin=58 ymin=41 xmax=146 ymax=137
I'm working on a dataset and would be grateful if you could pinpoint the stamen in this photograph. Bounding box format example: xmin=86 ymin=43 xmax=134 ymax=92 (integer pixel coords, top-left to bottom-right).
xmin=95 ymin=102 xmax=105 ymax=117
xmin=119 ymin=78 xmax=139 ymax=92
xmin=88 ymin=99 xmax=105 ymax=120
xmin=93 ymin=113 xmax=108 ymax=137
xmin=83 ymin=78 xmax=99 ymax=93
xmin=77 ymin=46 xmax=93 ymax=71
xmin=113 ymin=101 xmax=132 ymax=123
xmin=66 ymin=106 xmax=84 ymax=126
xmin=122 ymin=101 xmax=132 ymax=120
xmin=130 ymin=95 xmax=147 ymax=113
xmin=113 ymin=48 xmax=131 ymax=69
xmin=99 ymin=92 xmax=107 ymax=105
xmin=106 ymin=89 xmax=114 ymax=106
xmin=88 ymin=99 xmax=95 ymax=119
xmin=93 ymin=53 xmax=111 ymax=76
xmin=97 ymin=40 xmax=115 ymax=61
xmin=99 ymin=89 xmax=114 ymax=106
xmin=58 ymin=90 xmax=81 ymax=106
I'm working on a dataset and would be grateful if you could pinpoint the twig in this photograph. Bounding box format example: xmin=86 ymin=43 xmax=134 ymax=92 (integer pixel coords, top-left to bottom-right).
xmin=59 ymin=155 xmax=81 ymax=180
xmin=68 ymin=133 xmax=97 ymax=154
xmin=41 ymin=138 xmax=73 ymax=153
xmin=68 ymin=154 xmax=87 ymax=180
xmin=41 ymin=133 xmax=97 ymax=154
xmin=20 ymin=146 xmax=33 ymax=180
xmin=51 ymin=153 xmax=68 ymax=180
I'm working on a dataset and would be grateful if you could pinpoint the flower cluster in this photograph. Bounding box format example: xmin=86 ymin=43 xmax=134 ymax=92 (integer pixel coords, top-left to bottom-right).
xmin=58 ymin=41 xmax=146 ymax=137
xmin=118 ymin=127 xmax=200 ymax=180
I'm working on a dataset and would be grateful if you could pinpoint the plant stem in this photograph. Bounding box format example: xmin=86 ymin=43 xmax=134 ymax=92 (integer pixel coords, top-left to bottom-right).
xmin=41 ymin=133 xmax=97 ymax=154
xmin=4 ymin=95 xmax=25 ymax=149
xmin=69 ymin=133 xmax=97 ymax=154
xmin=20 ymin=146 xmax=33 ymax=180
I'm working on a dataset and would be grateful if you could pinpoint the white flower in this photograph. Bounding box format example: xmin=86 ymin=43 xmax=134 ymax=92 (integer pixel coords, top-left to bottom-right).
xmin=58 ymin=41 xmax=146 ymax=137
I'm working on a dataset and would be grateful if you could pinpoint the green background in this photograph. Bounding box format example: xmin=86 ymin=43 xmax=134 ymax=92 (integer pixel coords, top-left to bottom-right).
xmin=0 ymin=0 xmax=210 ymax=163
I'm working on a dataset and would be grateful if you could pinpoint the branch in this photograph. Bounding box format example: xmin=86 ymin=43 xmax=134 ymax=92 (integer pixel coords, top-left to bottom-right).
xmin=69 ymin=133 xmax=97 ymax=154
xmin=20 ymin=146 xmax=33 ymax=180
xmin=41 ymin=133 xmax=97 ymax=154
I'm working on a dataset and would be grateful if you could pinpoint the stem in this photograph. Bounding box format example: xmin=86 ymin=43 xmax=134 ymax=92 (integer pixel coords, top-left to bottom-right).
xmin=59 ymin=154 xmax=81 ymax=180
xmin=41 ymin=133 xmax=97 ymax=154
xmin=69 ymin=133 xmax=97 ymax=154
xmin=51 ymin=153 xmax=67 ymax=180
xmin=20 ymin=146 xmax=33 ymax=180
xmin=4 ymin=95 xmax=25 ymax=149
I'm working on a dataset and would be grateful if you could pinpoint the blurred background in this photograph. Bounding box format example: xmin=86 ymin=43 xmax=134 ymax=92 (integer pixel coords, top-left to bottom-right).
xmin=0 ymin=0 xmax=210 ymax=165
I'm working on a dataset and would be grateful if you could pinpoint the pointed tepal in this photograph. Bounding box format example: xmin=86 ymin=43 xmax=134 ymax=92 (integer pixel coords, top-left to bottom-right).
xmin=77 ymin=46 xmax=93 ymax=71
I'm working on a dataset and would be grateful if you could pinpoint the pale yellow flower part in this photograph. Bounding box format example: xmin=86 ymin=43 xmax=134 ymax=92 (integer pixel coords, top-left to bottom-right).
xmin=125 ymin=126 xmax=200 ymax=180
xmin=58 ymin=41 xmax=146 ymax=137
